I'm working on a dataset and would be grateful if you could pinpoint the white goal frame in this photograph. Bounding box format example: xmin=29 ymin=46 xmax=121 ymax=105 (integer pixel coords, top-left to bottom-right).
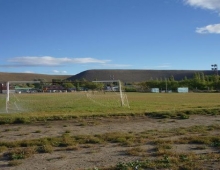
xmin=6 ymin=81 xmax=40 ymax=113
xmin=92 ymin=80 xmax=129 ymax=108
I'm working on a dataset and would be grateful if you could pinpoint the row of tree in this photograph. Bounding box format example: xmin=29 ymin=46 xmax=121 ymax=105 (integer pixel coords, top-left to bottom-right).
xmin=15 ymin=72 xmax=220 ymax=92
xmin=31 ymin=78 xmax=106 ymax=91
xmin=47 ymin=73 xmax=220 ymax=92
xmin=137 ymin=73 xmax=220 ymax=92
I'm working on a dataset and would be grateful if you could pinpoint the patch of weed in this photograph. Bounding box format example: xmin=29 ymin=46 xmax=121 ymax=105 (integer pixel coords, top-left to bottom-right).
xmin=36 ymin=144 xmax=53 ymax=153
xmin=33 ymin=130 xmax=41 ymax=133
xmin=125 ymin=147 xmax=144 ymax=156
xmin=5 ymin=147 xmax=36 ymax=160
xmin=0 ymin=146 xmax=7 ymax=153
xmin=64 ymin=130 xmax=71 ymax=133
xmin=8 ymin=160 xmax=22 ymax=166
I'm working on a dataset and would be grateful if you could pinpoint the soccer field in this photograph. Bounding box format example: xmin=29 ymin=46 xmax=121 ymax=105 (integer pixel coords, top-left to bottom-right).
xmin=0 ymin=92 xmax=220 ymax=169
xmin=0 ymin=92 xmax=219 ymax=117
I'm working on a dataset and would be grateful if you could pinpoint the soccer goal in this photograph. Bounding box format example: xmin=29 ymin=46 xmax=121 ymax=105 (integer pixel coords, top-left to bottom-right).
xmin=5 ymin=81 xmax=40 ymax=113
xmin=0 ymin=80 xmax=130 ymax=114
xmin=91 ymin=80 xmax=130 ymax=108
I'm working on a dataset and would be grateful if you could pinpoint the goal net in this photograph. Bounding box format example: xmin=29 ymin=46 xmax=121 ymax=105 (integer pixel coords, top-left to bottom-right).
xmin=4 ymin=81 xmax=40 ymax=113
xmin=89 ymin=80 xmax=130 ymax=108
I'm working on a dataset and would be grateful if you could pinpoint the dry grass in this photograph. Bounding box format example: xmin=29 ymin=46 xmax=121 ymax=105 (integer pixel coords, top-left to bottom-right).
xmin=0 ymin=122 xmax=219 ymax=169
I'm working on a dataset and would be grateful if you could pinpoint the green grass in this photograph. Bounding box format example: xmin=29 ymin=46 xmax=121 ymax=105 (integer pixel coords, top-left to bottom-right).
xmin=0 ymin=92 xmax=220 ymax=124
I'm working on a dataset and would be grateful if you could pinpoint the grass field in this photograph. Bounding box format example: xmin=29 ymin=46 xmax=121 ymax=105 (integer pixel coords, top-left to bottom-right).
xmin=0 ymin=92 xmax=220 ymax=169
xmin=0 ymin=92 xmax=219 ymax=123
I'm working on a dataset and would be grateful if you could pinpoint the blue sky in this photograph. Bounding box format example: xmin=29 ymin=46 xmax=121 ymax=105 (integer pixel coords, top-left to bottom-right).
xmin=0 ymin=0 xmax=220 ymax=75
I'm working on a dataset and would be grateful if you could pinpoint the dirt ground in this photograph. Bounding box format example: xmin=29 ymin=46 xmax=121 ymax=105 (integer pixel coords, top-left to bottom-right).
xmin=0 ymin=115 xmax=220 ymax=170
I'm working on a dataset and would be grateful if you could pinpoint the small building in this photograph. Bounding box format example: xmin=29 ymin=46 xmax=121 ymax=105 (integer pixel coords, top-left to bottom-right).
xmin=177 ymin=87 xmax=189 ymax=93
xmin=0 ymin=83 xmax=4 ymax=93
xmin=106 ymin=86 xmax=119 ymax=91
xmin=0 ymin=82 xmax=15 ymax=94
xmin=43 ymin=85 xmax=65 ymax=92
xmin=151 ymin=88 xmax=159 ymax=93
xmin=14 ymin=86 xmax=33 ymax=93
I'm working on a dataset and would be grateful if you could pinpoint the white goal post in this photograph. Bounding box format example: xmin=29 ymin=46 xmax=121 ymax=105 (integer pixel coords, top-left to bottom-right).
xmin=6 ymin=81 xmax=40 ymax=113
xmin=92 ymin=80 xmax=129 ymax=108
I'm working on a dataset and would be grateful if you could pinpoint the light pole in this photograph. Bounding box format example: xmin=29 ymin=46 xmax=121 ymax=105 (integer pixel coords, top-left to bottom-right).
xmin=211 ymin=64 xmax=219 ymax=91
xmin=211 ymin=64 xmax=218 ymax=75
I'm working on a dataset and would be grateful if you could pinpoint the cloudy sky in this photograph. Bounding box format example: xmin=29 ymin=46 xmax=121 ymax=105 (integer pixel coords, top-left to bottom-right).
xmin=0 ymin=0 xmax=220 ymax=75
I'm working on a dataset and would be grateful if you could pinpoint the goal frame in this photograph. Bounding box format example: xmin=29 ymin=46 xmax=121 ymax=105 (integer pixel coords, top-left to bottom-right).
xmin=92 ymin=80 xmax=128 ymax=107
xmin=6 ymin=81 xmax=40 ymax=113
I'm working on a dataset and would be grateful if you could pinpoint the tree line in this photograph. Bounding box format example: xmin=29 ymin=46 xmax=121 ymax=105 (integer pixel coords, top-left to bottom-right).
xmin=15 ymin=72 xmax=220 ymax=92
xmin=136 ymin=72 xmax=220 ymax=92
xmin=30 ymin=78 xmax=106 ymax=91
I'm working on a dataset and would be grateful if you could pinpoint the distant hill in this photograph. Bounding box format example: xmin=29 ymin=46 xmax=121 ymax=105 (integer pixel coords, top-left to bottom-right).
xmin=67 ymin=69 xmax=214 ymax=82
xmin=0 ymin=70 xmax=215 ymax=83
xmin=0 ymin=72 xmax=71 ymax=82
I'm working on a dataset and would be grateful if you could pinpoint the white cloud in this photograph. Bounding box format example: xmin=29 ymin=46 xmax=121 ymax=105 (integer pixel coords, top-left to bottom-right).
xmin=196 ymin=23 xmax=220 ymax=33
xmin=24 ymin=71 xmax=35 ymax=73
xmin=101 ymin=63 xmax=132 ymax=68
xmin=184 ymin=0 xmax=220 ymax=13
xmin=53 ymin=70 xmax=60 ymax=73
xmin=53 ymin=70 xmax=67 ymax=74
xmin=5 ymin=56 xmax=132 ymax=72
xmin=8 ymin=56 xmax=110 ymax=66
xmin=184 ymin=0 xmax=220 ymax=34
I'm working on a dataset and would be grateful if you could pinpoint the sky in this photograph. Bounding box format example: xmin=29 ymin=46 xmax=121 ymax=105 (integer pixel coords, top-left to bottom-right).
xmin=0 ymin=0 xmax=220 ymax=75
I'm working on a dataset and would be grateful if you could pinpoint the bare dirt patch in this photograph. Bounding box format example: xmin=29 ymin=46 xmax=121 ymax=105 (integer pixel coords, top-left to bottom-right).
xmin=0 ymin=115 xmax=220 ymax=170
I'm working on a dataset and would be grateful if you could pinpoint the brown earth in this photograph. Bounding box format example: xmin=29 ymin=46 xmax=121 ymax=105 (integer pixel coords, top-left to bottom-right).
xmin=0 ymin=115 xmax=220 ymax=170
xmin=0 ymin=72 xmax=70 ymax=82
xmin=67 ymin=69 xmax=215 ymax=82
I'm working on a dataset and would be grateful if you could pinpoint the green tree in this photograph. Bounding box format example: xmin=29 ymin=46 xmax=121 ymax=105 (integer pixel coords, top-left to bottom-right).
xmin=63 ymin=83 xmax=75 ymax=89
xmin=52 ymin=79 xmax=62 ymax=85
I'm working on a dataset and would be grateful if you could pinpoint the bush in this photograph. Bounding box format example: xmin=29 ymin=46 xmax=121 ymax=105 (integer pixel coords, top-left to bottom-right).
xmin=125 ymin=87 xmax=137 ymax=92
